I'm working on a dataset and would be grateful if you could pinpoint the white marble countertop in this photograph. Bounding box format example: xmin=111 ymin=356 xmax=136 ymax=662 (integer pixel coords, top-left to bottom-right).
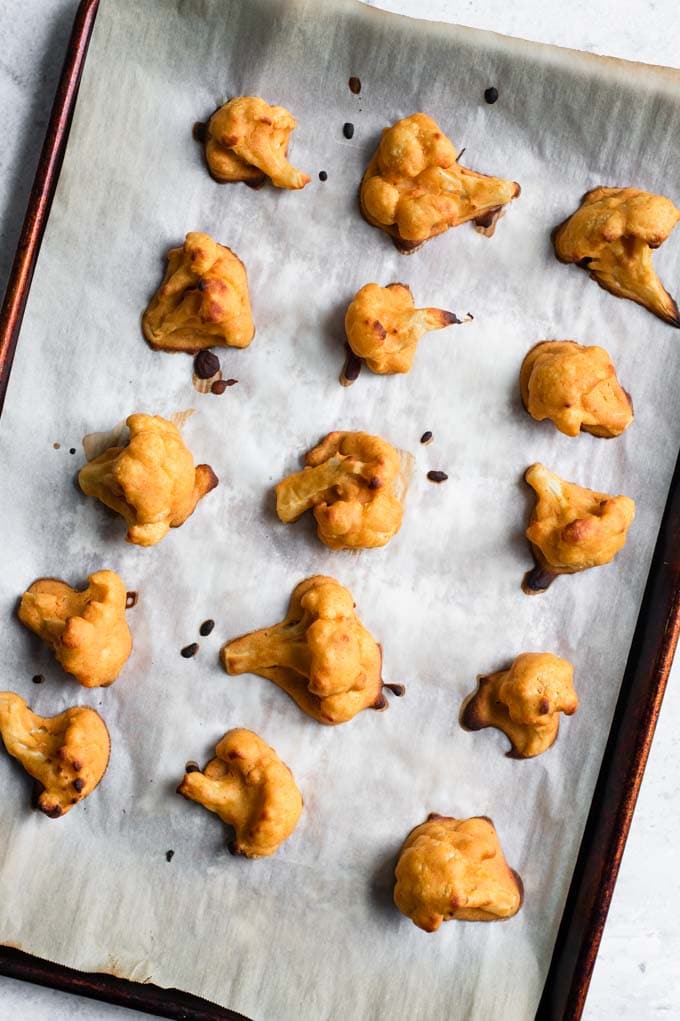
xmin=1 ymin=1 xmax=679 ymax=1018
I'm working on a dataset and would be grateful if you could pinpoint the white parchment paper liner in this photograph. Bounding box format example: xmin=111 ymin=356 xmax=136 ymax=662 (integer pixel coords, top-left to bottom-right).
xmin=1 ymin=1 xmax=680 ymax=1018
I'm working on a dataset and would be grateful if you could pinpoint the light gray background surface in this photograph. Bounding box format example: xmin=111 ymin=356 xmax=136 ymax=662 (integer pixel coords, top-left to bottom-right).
xmin=0 ymin=1 xmax=678 ymax=1019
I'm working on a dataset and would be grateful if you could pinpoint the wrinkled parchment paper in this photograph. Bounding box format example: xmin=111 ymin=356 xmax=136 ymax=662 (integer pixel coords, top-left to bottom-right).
xmin=2 ymin=1 xmax=680 ymax=1018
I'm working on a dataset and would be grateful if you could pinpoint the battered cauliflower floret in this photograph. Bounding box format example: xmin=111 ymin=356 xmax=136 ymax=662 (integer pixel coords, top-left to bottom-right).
xmin=177 ymin=728 xmax=303 ymax=858
xmin=345 ymin=282 xmax=471 ymax=374
xmin=142 ymin=232 xmax=255 ymax=352
xmin=553 ymin=188 xmax=680 ymax=326
xmin=204 ymin=96 xmax=310 ymax=189
xmin=360 ymin=113 xmax=520 ymax=252
xmin=393 ymin=814 xmax=523 ymax=931
xmin=520 ymin=341 xmax=633 ymax=438
xmin=523 ymin=463 xmax=635 ymax=594
xmin=78 ymin=413 xmax=218 ymax=547
xmin=275 ymin=431 xmax=404 ymax=550
xmin=18 ymin=570 xmax=132 ymax=688
xmin=0 ymin=693 xmax=110 ymax=817
xmin=222 ymin=576 xmax=387 ymax=725
xmin=462 ymin=652 xmax=578 ymax=758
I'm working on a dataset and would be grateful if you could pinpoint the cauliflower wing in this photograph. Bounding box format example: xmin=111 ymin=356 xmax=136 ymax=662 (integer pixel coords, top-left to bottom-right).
xmin=394 ymin=814 xmax=523 ymax=931
xmin=18 ymin=570 xmax=132 ymax=688
xmin=462 ymin=652 xmax=578 ymax=758
xmin=78 ymin=413 xmax=218 ymax=547
xmin=275 ymin=431 xmax=404 ymax=550
xmin=222 ymin=576 xmax=387 ymax=725
xmin=360 ymin=113 xmax=520 ymax=253
xmin=142 ymin=232 xmax=255 ymax=352
xmin=0 ymin=692 xmax=110 ymax=817
xmin=520 ymin=340 xmax=633 ymax=438
xmin=553 ymin=187 xmax=680 ymax=326
xmin=204 ymin=97 xmax=310 ymax=190
xmin=345 ymin=282 xmax=471 ymax=374
xmin=523 ymin=463 xmax=635 ymax=594
xmin=177 ymin=728 xmax=302 ymax=858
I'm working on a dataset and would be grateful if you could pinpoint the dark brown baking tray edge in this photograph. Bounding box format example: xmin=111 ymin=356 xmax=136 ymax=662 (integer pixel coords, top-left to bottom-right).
xmin=0 ymin=0 xmax=97 ymax=412
xmin=0 ymin=2 xmax=678 ymax=1019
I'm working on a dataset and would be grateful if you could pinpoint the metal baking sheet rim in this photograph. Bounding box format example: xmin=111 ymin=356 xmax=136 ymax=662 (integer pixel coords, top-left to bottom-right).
xmin=0 ymin=2 xmax=678 ymax=1019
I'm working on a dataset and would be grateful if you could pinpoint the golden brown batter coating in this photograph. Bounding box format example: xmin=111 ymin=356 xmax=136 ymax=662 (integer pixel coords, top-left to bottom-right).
xmin=0 ymin=693 xmax=110 ymax=818
xmin=553 ymin=187 xmax=680 ymax=326
xmin=345 ymin=283 xmax=470 ymax=374
xmin=360 ymin=113 xmax=520 ymax=253
xmin=275 ymin=431 xmax=404 ymax=550
xmin=18 ymin=570 xmax=132 ymax=688
xmin=142 ymin=232 xmax=255 ymax=352
xmin=462 ymin=652 xmax=578 ymax=758
xmin=523 ymin=463 xmax=635 ymax=594
xmin=78 ymin=413 xmax=218 ymax=547
xmin=520 ymin=341 xmax=633 ymax=438
xmin=177 ymin=728 xmax=302 ymax=858
xmin=222 ymin=576 xmax=386 ymax=725
xmin=204 ymin=97 xmax=310 ymax=189
xmin=393 ymin=814 xmax=523 ymax=931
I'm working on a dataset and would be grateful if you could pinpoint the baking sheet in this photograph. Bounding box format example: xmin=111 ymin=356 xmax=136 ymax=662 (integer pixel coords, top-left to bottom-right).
xmin=1 ymin=1 xmax=680 ymax=1018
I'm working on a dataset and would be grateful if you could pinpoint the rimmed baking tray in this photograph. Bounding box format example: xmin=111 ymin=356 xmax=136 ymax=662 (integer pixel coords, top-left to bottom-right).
xmin=0 ymin=1 xmax=678 ymax=1018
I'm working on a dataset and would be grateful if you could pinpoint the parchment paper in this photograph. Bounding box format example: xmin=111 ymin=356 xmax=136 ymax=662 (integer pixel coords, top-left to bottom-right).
xmin=1 ymin=1 xmax=680 ymax=1018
